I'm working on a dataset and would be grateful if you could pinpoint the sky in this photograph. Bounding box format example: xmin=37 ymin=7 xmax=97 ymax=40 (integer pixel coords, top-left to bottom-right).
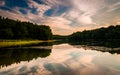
xmin=0 ymin=0 xmax=120 ymax=35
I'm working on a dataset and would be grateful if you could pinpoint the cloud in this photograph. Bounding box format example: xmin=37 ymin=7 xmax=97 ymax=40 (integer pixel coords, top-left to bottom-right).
xmin=0 ymin=0 xmax=5 ymax=6
xmin=39 ymin=16 xmax=75 ymax=35
xmin=0 ymin=9 xmax=28 ymax=21
xmin=0 ymin=0 xmax=120 ymax=35
xmin=77 ymin=15 xmax=94 ymax=25
xmin=1 ymin=44 xmax=120 ymax=75
xmin=116 ymin=19 xmax=120 ymax=25
xmin=71 ymin=0 xmax=107 ymax=15
xmin=106 ymin=1 xmax=120 ymax=12
xmin=27 ymin=0 xmax=51 ymax=16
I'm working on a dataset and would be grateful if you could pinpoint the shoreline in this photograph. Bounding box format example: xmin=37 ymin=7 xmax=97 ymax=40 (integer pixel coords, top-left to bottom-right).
xmin=0 ymin=40 xmax=54 ymax=48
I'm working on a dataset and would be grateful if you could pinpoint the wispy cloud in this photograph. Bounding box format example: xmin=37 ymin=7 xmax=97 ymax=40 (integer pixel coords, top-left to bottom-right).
xmin=0 ymin=0 xmax=5 ymax=6
xmin=39 ymin=16 xmax=75 ymax=35
xmin=0 ymin=0 xmax=120 ymax=35
xmin=28 ymin=0 xmax=51 ymax=16
xmin=0 ymin=9 xmax=28 ymax=21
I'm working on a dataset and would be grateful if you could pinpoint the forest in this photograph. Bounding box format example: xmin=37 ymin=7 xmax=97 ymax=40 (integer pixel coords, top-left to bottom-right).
xmin=69 ymin=25 xmax=120 ymax=42
xmin=53 ymin=25 xmax=120 ymax=47
xmin=0 ymin=16 xmax=120 ymax=44
xmin=0 ymin=16 xmax=52 ymax=40
xmin=68 ymin=25 xmax=120 ymax=47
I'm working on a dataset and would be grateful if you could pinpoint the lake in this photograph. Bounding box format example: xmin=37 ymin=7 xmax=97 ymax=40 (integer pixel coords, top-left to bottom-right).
xmin=0 ymin=43 xmax=120 ymax=75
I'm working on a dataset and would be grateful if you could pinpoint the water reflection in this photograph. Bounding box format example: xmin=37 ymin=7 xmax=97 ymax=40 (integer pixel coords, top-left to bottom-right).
xmin=70 ymin=44 xmax=120 ymax=54
xmin=0 ymin=43 xmax=120 ymax=75
xmin=0 ymin=46 xmax=52 ymax=68
xmin=68 ymin=40 xmax=120 ymax=48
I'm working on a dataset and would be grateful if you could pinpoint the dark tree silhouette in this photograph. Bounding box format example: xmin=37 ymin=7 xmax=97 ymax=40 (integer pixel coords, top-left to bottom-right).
xmin=0 ymin=16 xmax=53 ymax=40
xmin=68 ymin=25 xmax=120 ymax=47
xmin=69 ymin=25 xmax=120 ymax=42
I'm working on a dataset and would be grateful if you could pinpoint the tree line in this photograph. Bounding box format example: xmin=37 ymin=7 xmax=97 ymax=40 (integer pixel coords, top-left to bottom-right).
xmin=0 ymin=16 xmax=52 ymax=40
xmin=69 ymin=25 xmax=120 ymax=42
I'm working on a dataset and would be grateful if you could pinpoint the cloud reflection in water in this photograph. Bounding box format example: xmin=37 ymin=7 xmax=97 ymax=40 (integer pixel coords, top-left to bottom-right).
xmin=0 ymin=44 xmax=120 ymax=75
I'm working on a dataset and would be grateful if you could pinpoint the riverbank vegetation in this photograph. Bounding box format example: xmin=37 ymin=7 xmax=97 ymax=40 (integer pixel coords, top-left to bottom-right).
xmin=0 ymin=16 xmax=53 ymax=47
xmin=0 ymin=40 xmax=53 ymax=48
xmin=0 ymin=16 xmax=120 ymax=48
xmin=0 ymin=16 xmax=52 ymax=40
xmin=53 ymin=25 xmax=120 ymax=48
xmin=69 ymin=25 xmax=120 ymax=42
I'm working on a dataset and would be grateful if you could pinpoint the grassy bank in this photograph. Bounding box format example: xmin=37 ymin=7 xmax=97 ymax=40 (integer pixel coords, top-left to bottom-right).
xmin=0 ymin=40 xmax=53 ymax=48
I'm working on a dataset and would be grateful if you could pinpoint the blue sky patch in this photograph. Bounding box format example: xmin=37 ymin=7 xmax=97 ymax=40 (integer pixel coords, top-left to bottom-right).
xmin=19 ymin=9 xmax=27 ymax=14
xmin=31 ymin=8 xmax=38 ymax=14
xmin=44 ymin=8 xmax=55 ymax=16
xmin=33 ymin=0 xmax=45 ymax=4
xmin=5 ymin=0 xmax=28 ymax=8
xmin=44 ymin=5 xmax=69 ymax=16
xmin=0 ymin=6 xmax=12 ymax=11
xmin=56 ymin=5 xmax=70 ymax=15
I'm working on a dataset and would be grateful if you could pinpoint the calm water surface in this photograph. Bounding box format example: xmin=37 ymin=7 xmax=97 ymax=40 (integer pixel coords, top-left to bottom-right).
xmin=0 ymin=43 xmax=120 ymax=75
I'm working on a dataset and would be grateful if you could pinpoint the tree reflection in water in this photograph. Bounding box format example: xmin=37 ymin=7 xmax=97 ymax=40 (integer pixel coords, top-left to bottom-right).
xmin=0 ymin=43 xmax=120 ymax=75
xmin=0 ymin=46 xmax=52 ymax=68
